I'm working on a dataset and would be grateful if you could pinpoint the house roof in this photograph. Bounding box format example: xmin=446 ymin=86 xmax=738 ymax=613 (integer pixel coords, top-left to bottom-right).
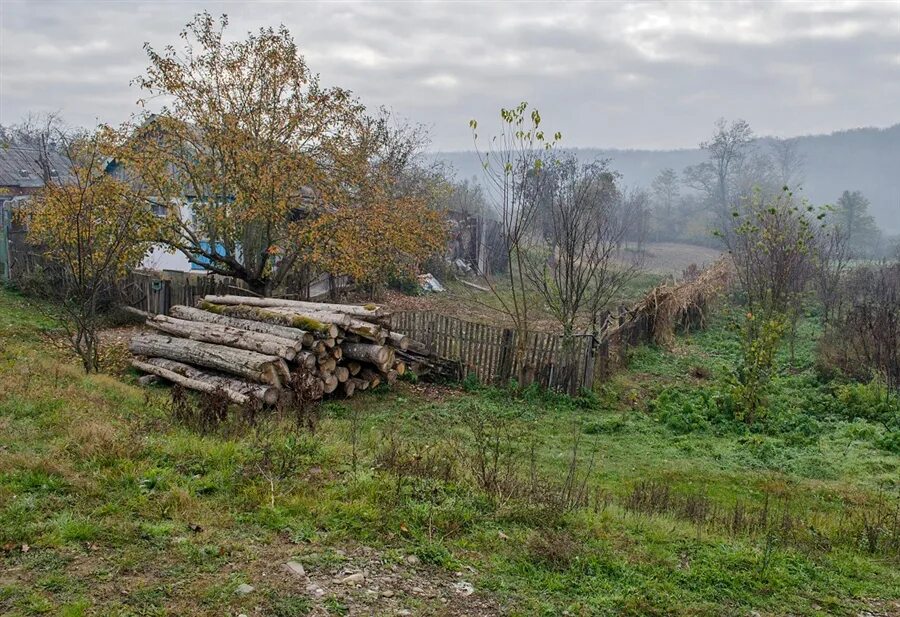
xmin=0 ymin=144 xmax=71 ymax=189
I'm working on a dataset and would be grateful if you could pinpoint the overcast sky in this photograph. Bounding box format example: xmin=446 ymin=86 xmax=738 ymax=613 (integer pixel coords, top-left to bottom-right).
xmin=1 ymin=1 xmax=898 ymax=151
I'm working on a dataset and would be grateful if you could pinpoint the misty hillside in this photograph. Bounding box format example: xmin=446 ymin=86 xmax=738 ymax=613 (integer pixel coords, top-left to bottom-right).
xmin=433 ymin=124 xmax=900 ymax=234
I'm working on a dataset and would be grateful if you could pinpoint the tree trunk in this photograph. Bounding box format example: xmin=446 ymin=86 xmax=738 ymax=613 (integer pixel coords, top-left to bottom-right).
xmin=202 ymin=295 xmax=391 ymax=320
xmin=147 ymin=314 xmax=302 ymax=361
xmin=261 ymin=307 xmax=386 ymax=342
xmin=132 ymin=359 xmax=249 ymax=404
xmin=197 ymin=301 xmax=338 ymax=337
xmin=134 ymin=357 xmax=280 ymax=405
xmin=129 ymin=333 xmax=289 ymax=386
xmin=170 ymin=305 xmax=313 ymax=346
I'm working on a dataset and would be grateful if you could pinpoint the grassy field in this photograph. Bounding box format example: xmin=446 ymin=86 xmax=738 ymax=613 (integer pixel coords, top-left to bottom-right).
xmin=1 ymin=286 xmax=898 ymax=616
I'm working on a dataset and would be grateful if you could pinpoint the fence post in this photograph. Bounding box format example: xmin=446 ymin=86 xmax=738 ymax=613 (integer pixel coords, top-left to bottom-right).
xmin=497 ymin=328 xmax=515 ymax=386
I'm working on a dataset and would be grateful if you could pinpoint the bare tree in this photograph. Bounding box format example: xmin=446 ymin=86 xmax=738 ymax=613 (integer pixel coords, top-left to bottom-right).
xmin=830 ymin=263 xmax=900 ymax=391
xmin=522 ymin=157 xmax=641 ymax=393
xmin=814 ymin=221 xmax=851 ymax=330
xmin=769 ymin=137 xmax=805 ymax=189
xmin=1 ymin=112 xmax=65 ymax=184
xmin=684 ymin=118 xmax=755 ymax=222
xmin=470 ymin=102 xmax=559 ymax=382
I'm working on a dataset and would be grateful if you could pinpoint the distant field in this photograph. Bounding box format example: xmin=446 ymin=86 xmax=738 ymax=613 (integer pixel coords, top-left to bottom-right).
xmin=638 ymin=242 xmax=723 ymax=275
xmin=384 ymin=242 xmax=722 ymax=331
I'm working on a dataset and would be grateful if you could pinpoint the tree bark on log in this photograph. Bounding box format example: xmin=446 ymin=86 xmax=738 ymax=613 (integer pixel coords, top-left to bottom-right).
xmin=147 ymin=315 xmax=301 ymax=361
xmin=132 ymin=359 xmax=250 ymax=405
xmin=197 ymin=301 xmax=339 ymax=338
xmin=202 ymin=295 xmax=391 ymax=320
xmin=135 ymin=357 xmax=280 ymax=405
xmin=261 ymin=307 xmax=385 ymax=342
xmin=129 ymin=333 xmax=289 ymax=387
xmin=342 ymin=342 xmax=390 ymax=365
xmin=170 ymin=305 xmax=313 ymax=346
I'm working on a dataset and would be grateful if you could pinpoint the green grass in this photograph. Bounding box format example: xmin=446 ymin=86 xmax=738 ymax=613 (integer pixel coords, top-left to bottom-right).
xmin=0 ymin=287 xmax=898 ymax=616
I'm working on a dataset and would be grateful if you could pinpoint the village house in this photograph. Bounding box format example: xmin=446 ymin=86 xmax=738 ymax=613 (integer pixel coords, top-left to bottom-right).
xmin=0 ymin=144 xmax=71 ymax=280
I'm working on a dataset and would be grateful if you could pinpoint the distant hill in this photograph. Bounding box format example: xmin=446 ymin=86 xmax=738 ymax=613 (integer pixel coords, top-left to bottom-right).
xmin=432 ymin=124 xmax=900 ymax=234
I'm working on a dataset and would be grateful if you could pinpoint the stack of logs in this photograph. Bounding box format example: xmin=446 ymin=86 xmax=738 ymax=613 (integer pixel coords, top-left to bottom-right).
xmin=128 ymin=295 xmax=454 ymax=405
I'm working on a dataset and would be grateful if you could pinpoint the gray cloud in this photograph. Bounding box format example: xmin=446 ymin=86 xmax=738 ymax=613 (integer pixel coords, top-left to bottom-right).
xmin=1 ymin=0 xmax=898 ymax=150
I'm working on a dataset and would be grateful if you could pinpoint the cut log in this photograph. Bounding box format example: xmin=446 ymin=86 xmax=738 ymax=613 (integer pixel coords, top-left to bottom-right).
xmin=331 ymin=346 xmax=343 ymax=361
xmin=347 ymin=361 xmax=362 ymax=376
xmin=137 ymin=374 xmax=159 ymax=387
xmin=129 ymin=333 xmax=288 ymax=387
xmin=197 ymin=301 xmax=338 ymax=338
xmin=384 ymin=369 xmax=399 ymax=386
xmin=388 ymin=332 xmax=410 ymax=351
xmin=295 ymin=351 xmax=317 ymax=370
xmin=335 ymin=366 xmax=350 ymax=383
xmin=359 ymin=368 xmax=382 ymax=388
xmin=350 ymin=377 xmax=369 ymax=391
xmin=147 ymin=314 xmax=301 ymax=361
xmin=170 ymin=305 xmax=313 ymax=346
xmin=318 ymin=357 xmax=337 ymax=372
xmin=342 ymin=343 xmax=390 ymax=365
xmin=263 ymin=307 xmax=386 ymax=342
xmin=406 ymin=338 xmax=429 ymax=355
xmin=202 ymin=295 xmax=391 ymax=319
xmin=136 ymin=357 xmax=280 ymax=405
xmin=322 ymin=373 xmax=339 ymax=394
xmin=393 ymin=361 xmax=406 ymax=376
xmin=341 ymin=379 xmax=356 ymax=397
xmin=132 ymin=359 xmax=249 ymax=405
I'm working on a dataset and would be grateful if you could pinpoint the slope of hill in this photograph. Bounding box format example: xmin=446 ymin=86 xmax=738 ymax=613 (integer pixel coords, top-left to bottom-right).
xmin=433 ymin=124 xmax=900 ymax=233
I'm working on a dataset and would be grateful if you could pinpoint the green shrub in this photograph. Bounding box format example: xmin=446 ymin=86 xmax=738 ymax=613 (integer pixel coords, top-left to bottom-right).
xmin=833 ymin=379 xmax=900 ymax=427
xmin=648 ymin=388 xmax=718 ymax=434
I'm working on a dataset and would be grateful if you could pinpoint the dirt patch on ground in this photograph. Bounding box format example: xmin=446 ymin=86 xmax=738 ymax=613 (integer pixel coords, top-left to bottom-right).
xmin=250 ymin=542 xmax=504 ymax=616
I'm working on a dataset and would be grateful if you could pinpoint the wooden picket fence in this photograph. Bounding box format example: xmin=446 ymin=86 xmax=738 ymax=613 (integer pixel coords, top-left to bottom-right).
xmin=6 ymin=233 xmax=655 ymax=393
xmin=117 ymin=271 xmax=252 ymax=315
xmin=391 ymin=309 xmax=652 ymax=393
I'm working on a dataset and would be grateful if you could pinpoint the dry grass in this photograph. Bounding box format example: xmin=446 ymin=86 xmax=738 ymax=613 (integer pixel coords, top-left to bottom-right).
xmin=631 ymin=257 xmax=734 ymax=348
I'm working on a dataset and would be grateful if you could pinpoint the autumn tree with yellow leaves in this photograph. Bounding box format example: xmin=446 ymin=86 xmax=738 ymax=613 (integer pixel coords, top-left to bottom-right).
xmin=22 ymin=129 xmax=158 ymax=372
xmin=118 ymin=12 xmax=446 ymax=296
